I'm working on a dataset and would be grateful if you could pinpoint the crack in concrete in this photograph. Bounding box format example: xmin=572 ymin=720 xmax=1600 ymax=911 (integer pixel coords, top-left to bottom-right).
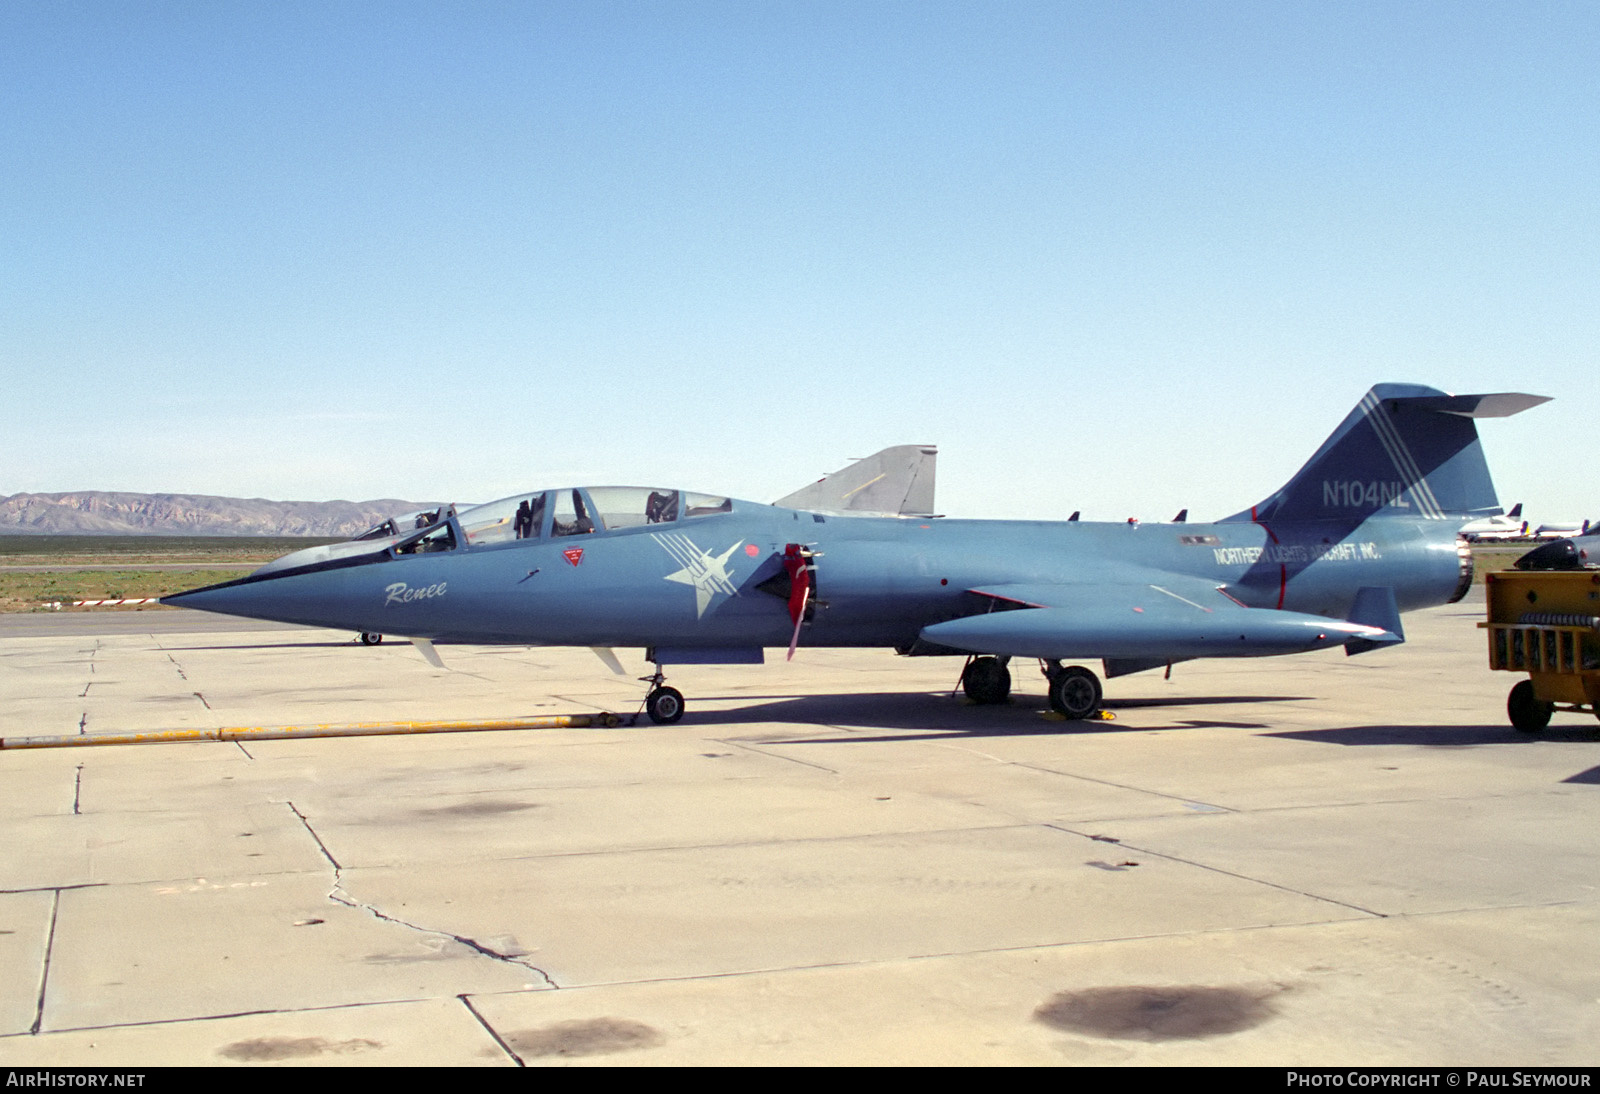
xmin=0 ymin=995 xmax=465 ymax=1039
xmin=30 ymin=890 xmax=60 ymax=1035
xmin=459 ymin=994 xmax=524 ymax=1066
xmin=0 ymin=883 xmax=107 ymax=896
xmin=282 ymin=801 xmax=557 ymax=988
xmin=719 ymin=736 xmax=839 ymax=773
xmin=72 ymin=765 xmax=83 ymax=816
xmin=193 ymin=691 xmax=211 ymax=709
xmin=1012 ymin=759 xmax=1237 ymax=813
xmin=166 ymin=653 xmax=187 ymax=681
xmin=76 ymin=642 xmax=99 ymax=698
xmin=1044 ymin=822 xmax=1386 ymax=918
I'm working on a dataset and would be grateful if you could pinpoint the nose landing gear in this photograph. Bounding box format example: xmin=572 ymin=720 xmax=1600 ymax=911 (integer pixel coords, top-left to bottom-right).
xmin=645 ymin=684 xmax=685 ymax=724
xmin=638 ymin=666 xmax=685 ymax=725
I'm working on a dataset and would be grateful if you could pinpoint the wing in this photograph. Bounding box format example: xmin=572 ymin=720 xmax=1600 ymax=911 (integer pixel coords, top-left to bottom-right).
xmin=919 ymin=574 xmax=1394 ymax=662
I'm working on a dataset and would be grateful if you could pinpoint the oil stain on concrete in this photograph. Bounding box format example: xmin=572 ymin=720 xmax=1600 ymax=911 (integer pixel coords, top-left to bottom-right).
xmin=504 ymin=1017 xmax=663 ymax=1058
xmin=217 ymin=1035 xmax=382 ymax=1061
xmin=416 ymin=799 xmax=539 ymax=818
xmin=1034 ymin=985 xmax=1281 ymax=1041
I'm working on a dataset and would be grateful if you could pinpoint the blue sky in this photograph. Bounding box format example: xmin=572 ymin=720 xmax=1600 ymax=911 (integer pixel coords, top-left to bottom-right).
xmin=3 ymin=2 xmax=1594 ymax=522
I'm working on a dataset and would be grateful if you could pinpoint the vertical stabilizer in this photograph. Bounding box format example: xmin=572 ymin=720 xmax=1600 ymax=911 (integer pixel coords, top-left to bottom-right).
xmin=1225 ymin=385 xmax=1547 ymax=524
xmin=775 ymin=445 xmax=938 ymax=516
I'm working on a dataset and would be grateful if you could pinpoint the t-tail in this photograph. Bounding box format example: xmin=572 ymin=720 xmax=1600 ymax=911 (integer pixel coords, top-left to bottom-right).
xmin=1223 ymin=384 xmax=1548 ymax=528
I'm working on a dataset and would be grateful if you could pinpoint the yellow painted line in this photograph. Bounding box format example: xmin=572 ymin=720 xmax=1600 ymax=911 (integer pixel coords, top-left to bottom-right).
xmin=0 ymin=713 xmax=624 ymax=750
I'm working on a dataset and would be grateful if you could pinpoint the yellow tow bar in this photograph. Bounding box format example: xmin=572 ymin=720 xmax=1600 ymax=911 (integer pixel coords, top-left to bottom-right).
xmin=0 ymin=713 xmax=624 ymax=751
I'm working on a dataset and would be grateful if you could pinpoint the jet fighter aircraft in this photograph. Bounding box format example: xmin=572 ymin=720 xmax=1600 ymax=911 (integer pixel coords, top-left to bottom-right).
xmin=164 ymin=384 xmax=1545 ymax=724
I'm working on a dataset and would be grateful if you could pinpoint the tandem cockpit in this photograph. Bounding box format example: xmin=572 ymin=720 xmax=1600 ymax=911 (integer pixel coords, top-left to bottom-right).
xmin=451 ymin=487 xmax=734 ymax=549
xmin=250 ymin=487 xmax=736 ymax=578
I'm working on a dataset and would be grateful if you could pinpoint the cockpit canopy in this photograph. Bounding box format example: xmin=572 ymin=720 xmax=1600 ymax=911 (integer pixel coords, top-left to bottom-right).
xmin=253 ymin=487 xmax=735 ymax=577
xmin=354 ymin=507 xmax=449 ymax=541
xmin=455 ymin=487 xmax=732 ymax=548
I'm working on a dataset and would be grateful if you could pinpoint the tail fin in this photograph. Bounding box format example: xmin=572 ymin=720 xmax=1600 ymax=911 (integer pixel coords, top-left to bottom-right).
xmin=1225 ymin=384 xmax=1547 ymax=524
xmin=775 ymin=445 xmax=937 ymax=516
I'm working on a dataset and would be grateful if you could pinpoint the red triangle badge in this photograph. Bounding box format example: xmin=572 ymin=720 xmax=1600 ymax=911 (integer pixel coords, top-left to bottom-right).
xmin=563 ymin=547 xmax=584 ymax=567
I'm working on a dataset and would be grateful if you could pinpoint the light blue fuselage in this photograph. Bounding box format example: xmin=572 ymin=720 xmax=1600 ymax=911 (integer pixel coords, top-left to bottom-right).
xmin=170 ymin=501 xmax=1466 ymax=653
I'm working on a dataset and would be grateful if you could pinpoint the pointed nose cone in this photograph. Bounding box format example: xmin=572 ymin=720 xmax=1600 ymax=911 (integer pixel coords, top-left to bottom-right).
xmin=161 ymin=575 xmax=286 ymax=621
xmin=162 ymin=546 xmax=422 ymax=634
xmin=161 ymin=563 xmax=353 ymax=627
xmin=162 ymin=537 xmax=401 ymax=627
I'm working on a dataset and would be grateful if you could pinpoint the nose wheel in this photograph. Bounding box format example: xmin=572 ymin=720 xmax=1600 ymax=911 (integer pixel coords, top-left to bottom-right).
xmin=645 ymin=684 xmax=685 ymax=724
xmin=637 ymin=666 xmax=686 ymax=725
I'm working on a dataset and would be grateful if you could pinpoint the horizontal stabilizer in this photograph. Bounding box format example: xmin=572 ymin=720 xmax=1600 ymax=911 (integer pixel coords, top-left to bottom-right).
xmin=1403 ymin=393 xmax=1550 ymax=418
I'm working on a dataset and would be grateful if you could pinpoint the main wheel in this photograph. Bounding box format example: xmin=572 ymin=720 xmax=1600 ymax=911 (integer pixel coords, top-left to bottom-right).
xmin=961 ymin=657 xmax=1012 ymax=705
xmin=1049 ymin=666 xmax=1102 ymax=720
xmin=359 ymin=632 xmax=384 ymax=646
xmin=1507 ymin=680 xmax=1552 ymax=733
xmin=645 ymin=686 xmax=685 ymax=725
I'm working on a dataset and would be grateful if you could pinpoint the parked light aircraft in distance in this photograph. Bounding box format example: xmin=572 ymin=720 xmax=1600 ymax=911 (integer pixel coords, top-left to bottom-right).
xmin=1533 ymin=518 xmax=1594 ymax=540
xmin=165 ymin=384 xmax=1546 ymax=724
xmin=1459 ymin=502 xmax=1527 ymax=542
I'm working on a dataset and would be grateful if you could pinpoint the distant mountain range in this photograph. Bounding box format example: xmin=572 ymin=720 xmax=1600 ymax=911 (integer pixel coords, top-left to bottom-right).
xmin=0 ymin=491 xmax=438 ymax=537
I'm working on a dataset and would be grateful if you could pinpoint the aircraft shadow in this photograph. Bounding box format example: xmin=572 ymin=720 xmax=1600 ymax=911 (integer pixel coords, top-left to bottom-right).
xmin=678 ymin=691 xmax=1309 ymax=739
xmin=1265 ymin=725 xmax=1600 ymax=787
xmin=1105 ymin=695 xmax=1314 ymax=710
xmin=1267 ymin=723 xmax=1600 ymax=747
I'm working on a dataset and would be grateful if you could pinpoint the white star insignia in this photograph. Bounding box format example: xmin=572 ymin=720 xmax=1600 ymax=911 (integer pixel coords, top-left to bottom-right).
xmin=652 ymin=533 xmax=744 ymax=618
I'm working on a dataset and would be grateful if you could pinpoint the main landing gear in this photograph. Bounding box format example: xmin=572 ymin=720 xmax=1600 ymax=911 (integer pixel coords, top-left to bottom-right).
xmin=1045 ymin=662 xmax=1103 ymax=720
xmin=358 ymin=632 xmax=383 ymax=645
xmin=958 ymin=656 xmax=1106 ymax=720
xmin=961 ymin=656 xmax=1012 ymax=704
